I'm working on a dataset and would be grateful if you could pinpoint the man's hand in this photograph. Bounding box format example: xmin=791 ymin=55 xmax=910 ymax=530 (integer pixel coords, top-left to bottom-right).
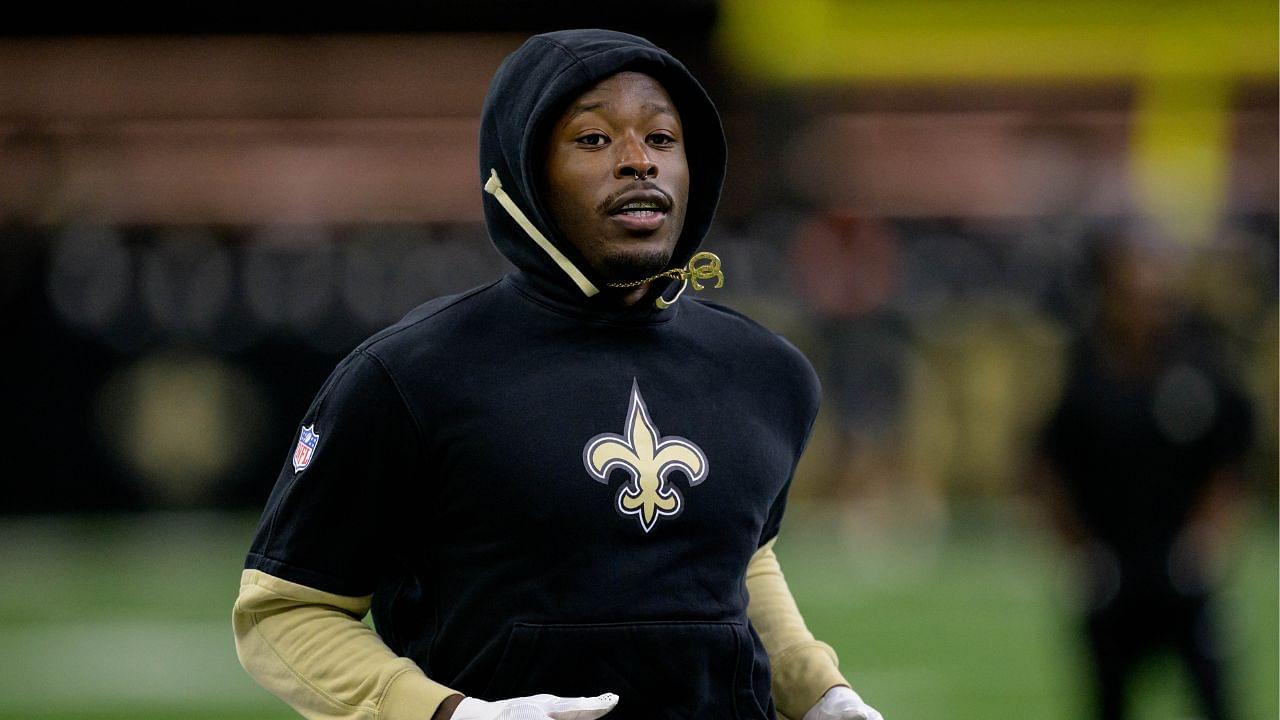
xmin=450 ymin=693 xmax=619 ymax=720
xmin=802 ymin=686 xmax=883 ymax=720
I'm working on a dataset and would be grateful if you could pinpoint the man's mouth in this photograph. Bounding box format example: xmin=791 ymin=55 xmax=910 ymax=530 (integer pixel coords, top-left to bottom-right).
xmin=615 ymin=200 xmax=665 ymax=215
xmin=607 ymin=189 xmax=671 ymax=232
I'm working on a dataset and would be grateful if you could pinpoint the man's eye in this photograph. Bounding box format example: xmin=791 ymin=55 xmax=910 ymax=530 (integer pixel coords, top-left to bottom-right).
xmin=648 ymin=132 xmax=676 ymax=146
xmin=576 ymin=133 xmax=609 ymax=146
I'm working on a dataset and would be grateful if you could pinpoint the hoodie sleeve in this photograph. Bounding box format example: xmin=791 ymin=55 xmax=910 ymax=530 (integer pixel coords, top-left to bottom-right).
xmin=234 ymin=569 xmax=458 ymax=720
xmin=236 ymin=348 xmax=456 ymax=717
xmin=746 ymin=539 xmax=849 ymax=720
xmin=246 ymin=347 xmax=415 ymax=596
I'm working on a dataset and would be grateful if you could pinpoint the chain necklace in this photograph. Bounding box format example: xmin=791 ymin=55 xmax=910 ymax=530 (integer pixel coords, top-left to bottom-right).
xmin=603 ymin=250 xmax=725 ymax=291
xmin=602 ymin=251 xmax=725 ymax=310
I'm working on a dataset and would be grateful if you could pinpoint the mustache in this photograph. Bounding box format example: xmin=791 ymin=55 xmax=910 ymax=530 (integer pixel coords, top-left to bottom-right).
xmin=597 ymin=182 xmax=673 ymax=214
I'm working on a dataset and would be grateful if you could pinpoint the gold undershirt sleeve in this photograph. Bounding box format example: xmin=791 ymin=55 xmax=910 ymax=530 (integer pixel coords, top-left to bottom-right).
xmin=233 ymin=569 xmax=458 ymax=720
xmin=746 ymin=539 xmax=850 ymax=720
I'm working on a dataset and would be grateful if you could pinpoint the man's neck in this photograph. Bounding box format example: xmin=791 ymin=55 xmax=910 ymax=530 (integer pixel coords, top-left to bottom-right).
xmin=613 ymin=283 xmax=652 ymax=307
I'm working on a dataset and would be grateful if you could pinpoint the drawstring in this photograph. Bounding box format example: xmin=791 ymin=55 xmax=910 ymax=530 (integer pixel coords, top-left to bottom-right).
xmin=604 ymin=251 xmax=725 ymax=310
xmin=485 ymin=168 xmax=723 ymax=310
xmin=485 ymin=169 xmax=599 ymax=297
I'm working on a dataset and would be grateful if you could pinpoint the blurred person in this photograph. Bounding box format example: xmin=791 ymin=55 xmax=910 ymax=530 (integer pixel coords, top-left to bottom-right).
xmin=1035 ymin=226 xmax=1254 ymax=720
xmin=788 ymin=211 xmax=905 ymax=456
xmin=233 ymin=30 xmax=882 ymax=720
xmin=785 ymin=211 xmax=931 ymax=535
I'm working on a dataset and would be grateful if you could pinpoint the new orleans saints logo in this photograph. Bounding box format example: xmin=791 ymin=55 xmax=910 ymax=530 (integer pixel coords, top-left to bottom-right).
xmin=583 ymin=380 xmax=708 ymax=533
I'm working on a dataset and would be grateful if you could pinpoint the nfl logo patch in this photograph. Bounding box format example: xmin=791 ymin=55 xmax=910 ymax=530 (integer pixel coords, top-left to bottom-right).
xmin=293 ymin=425 xmax=319 ymax=473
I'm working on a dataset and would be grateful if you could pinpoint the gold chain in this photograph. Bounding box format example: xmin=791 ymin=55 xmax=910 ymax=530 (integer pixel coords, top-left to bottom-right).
xmin=604 ymin=268 xmax=684 ymax=289
xmin=604 ymin=251 xmax=725 ymax=292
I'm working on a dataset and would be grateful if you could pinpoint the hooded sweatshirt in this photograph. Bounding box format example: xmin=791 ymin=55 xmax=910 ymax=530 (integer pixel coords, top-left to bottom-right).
xmin=234 ymin=29 xmax=844 ymax=720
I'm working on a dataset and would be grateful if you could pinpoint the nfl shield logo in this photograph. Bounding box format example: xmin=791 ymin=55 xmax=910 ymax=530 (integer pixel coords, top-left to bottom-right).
xmin=293 ymin=425 xmax=319 ymax=473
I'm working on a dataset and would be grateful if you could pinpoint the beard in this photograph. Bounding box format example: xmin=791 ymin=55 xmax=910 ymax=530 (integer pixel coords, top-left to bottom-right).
xmin=593 ymin=244 xmax=676 ymax=284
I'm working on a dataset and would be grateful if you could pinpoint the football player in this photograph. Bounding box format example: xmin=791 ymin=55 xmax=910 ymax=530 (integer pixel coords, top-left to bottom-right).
xmin=234 ymin=29 xmax=883 ymax=720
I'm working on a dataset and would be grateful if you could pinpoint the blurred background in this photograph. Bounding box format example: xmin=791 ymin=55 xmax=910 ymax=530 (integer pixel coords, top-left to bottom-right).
xmin=0 ymin=2 xmax=1275 ymax=719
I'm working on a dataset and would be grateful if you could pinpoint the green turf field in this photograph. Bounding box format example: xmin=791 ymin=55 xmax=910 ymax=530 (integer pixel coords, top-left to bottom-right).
xmin=0 ymin=506 xmax=1273 ymax=720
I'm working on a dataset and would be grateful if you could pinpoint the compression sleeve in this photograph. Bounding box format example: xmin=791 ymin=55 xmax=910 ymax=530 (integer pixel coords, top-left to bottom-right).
xmin=746 ymin=539 xmax=849 ymax=720
xmin=234 ymin=569 xmax=458 ymax=720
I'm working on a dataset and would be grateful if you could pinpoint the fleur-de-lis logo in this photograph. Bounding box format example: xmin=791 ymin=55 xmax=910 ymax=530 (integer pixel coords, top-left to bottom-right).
xmin=583 ymin=381 xmax=708 ymax=533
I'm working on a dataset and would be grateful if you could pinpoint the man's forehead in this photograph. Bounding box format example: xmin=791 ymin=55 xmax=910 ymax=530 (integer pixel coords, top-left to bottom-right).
xmin=566 ymin=99 xmax=676 ymax=122
xmin=562 ymin=72 xmax=679 ymax=121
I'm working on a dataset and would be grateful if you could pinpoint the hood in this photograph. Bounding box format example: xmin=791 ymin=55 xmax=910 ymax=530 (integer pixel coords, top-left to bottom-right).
xmin=479 ymin=29 xmax=727 ymax=317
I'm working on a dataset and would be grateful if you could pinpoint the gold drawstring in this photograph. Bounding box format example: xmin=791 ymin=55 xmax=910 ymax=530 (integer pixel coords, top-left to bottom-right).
xmin=604 ymin=251 xmax=725 ymax=309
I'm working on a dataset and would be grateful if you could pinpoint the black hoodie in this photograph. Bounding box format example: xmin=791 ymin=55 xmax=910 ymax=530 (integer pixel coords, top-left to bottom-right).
xmin=246 ymin=29 xmax=820 ymax=719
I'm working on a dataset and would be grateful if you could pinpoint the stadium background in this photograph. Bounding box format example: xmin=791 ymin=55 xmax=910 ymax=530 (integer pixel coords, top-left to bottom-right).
xmin=0 ymin=2 xmax=1275 ymax=718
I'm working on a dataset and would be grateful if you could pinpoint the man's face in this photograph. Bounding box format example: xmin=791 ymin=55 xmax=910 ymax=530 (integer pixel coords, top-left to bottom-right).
xmin=543 ymin=71 xmax=690 ymax=284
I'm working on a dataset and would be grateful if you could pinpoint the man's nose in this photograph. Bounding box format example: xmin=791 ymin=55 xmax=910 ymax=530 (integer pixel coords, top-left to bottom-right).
xmin=615 ymin=134 xmax=657 ymax=181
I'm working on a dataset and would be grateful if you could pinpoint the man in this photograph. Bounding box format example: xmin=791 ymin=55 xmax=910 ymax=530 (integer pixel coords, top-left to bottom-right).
xmin=1036 ymin=230 xmax=1252 ymax=720
xmin=234 ymin=29 xmax=883 ymax=720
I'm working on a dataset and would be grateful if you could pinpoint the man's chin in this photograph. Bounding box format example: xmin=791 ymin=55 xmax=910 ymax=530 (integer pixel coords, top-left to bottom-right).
xmin=594 ymin=248 xmax=676 ymax=285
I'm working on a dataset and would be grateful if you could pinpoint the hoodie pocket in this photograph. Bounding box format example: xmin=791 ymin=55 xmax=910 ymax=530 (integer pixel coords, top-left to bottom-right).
xmin=479 ymin=620 xmax=770 ymax=719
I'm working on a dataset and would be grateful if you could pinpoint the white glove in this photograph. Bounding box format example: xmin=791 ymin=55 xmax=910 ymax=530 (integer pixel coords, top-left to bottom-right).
xmin=802 ymin=686 xmax=884 ymax=720
xmin=452 ymin=693 xmax=619 ymax=720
